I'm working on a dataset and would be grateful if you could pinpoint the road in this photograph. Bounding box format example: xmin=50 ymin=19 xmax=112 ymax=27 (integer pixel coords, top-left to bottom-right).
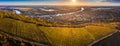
xmin=92 ymin=31 xmax=120 ymax=46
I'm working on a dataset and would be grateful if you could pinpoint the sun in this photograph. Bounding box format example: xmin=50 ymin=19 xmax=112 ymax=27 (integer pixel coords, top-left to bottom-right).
xmin=72 ymin=0 xmax=76 ymax=2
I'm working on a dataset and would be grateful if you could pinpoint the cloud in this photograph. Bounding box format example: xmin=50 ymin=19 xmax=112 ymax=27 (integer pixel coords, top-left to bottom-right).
xmin=0 ymin=0 xmax=120 ymax=3
xmin=104 ymin=0 xmax=120 ymax=2
xmin=0 ymin=2 xmax=120 ymax=6
xmin=0 ymin=0 xmax=120 ymax=6
xmin=82 ymin=0 xmax=120 ymax=2
xmin=84 ymin=0 xmax=104 ymax=2
xmin=111 ymin=0 xmax=120 ymax=2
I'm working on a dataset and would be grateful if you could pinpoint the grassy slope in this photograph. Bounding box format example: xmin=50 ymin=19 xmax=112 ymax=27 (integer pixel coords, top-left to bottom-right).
xmin=0 ymin=11 xmax=118 ymax=46
xmin=39 ymin=24 xmax=116 ymax=46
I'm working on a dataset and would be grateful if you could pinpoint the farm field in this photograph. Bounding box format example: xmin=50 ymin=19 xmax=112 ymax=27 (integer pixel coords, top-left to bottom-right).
xmin=0 ymin=11 xmax=119 ymax=46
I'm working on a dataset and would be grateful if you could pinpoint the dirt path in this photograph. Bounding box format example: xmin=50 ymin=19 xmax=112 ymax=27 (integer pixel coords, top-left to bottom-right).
xmin=92 ymin=31 xmax=120 ymax=46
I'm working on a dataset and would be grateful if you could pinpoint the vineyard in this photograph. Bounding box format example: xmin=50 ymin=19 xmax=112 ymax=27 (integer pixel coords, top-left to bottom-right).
xmin=0 ymin=11 xmax=119 ymax=46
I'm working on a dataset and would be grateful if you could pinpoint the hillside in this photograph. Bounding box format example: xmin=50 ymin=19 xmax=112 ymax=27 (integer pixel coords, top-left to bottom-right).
xmin=0 ymin=11 xmax=119 ymax=46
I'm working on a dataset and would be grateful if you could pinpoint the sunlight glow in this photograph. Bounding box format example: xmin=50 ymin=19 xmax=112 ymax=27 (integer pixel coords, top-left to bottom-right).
xmin=72 ymin=0 xmax=76 ymax=2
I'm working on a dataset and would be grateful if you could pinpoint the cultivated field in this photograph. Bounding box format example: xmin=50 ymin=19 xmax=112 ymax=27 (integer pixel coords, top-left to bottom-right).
xmin=0 ymin=11 xmax=119 ymax=46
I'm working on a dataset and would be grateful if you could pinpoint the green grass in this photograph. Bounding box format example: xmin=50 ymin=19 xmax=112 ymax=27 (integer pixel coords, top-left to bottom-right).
xmin=0 ymin=18 xmax=49 ymax=43
xmin=85 ymin=25 xmax=116 ymax=39
xmin=39 ymin=24 xmax=116 ymax=46
xmin=0 ymin=11 xmax=118 ymax=46
xmin=39 ymin=27 xmax=95 ymax=46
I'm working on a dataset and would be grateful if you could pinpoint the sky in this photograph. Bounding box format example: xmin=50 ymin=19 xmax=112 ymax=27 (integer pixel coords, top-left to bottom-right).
xmin=0 ymin=0 xmax=120 ymax=2
xmin=0 ymin=0 xmax=120 ymax=6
